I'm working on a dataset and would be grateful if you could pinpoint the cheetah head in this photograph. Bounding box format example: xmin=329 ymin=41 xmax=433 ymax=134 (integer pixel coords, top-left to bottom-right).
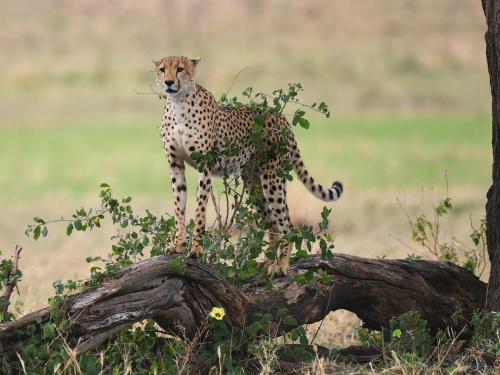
xmin=153 ymin=56 xmax=200 ymax=98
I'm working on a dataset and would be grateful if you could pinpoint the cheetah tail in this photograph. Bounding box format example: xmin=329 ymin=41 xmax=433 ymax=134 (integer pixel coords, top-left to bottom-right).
xmin=291 ymin=148 xmax=343 ymax=202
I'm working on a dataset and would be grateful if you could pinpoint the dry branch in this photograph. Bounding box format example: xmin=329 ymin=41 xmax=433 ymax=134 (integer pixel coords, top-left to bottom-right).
xmin=0 ymin=254 xmax=485 ymax=355
xmin=0 ymin=245 xmax=22 ymax=314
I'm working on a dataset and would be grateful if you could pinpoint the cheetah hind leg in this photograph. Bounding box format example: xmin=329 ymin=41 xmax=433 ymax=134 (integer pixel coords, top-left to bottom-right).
xmin=261 ymin=174 xmax=293 ymax=276
xmin=266 ymin=240 xmax=292 ymax=276
xmin=190 ymin=239 xmax=204 ymax=256
xmin=242 ymin=171 xmax=291 ymax=276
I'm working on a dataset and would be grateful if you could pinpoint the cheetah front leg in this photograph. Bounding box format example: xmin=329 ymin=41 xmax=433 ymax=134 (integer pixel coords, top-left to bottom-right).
xmin=191 ymin=167 xmax=212 ymax=255
xmin=169 ymin=158 xmax=187 ymax=254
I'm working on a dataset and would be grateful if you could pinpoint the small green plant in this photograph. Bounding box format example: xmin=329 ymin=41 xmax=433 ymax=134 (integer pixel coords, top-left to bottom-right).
xmin=356 ymin=312 xmax=433 ymax=361
xmin=470 ymin=311 xmax=500 ymax=362
xmin=389 ymin=310 xmax=433 ymax=358
xmin=400 ymin=196 xmax=488 ymax=277
xmin=0 ymin=247 xmax=23 ymax=322
xmin=352 ymin=310 xmax=499 ymax=374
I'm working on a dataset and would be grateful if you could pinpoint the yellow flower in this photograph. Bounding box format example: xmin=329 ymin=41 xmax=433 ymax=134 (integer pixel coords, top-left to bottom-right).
xmin=209 ymin=307 xmax=225 ymax=320
xmin=88 ymin=263 xmax=100 ymax=272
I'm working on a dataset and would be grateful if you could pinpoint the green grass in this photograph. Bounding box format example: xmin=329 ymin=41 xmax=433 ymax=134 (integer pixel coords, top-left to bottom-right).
xmin=0 ymin=114 xmax=491 ymax=202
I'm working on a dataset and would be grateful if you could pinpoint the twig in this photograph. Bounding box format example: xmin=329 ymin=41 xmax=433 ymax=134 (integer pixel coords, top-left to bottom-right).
xmin=210 ymin=188 xmax=223 ymax=231
xmin=468 ymin=215 xmax=488 ymax=278
xmin=396 ymin=197 xmax=413 ymax=228
xmin=134 ymin=84 xmax=166 ymax=99
xmin=388 ymin=234 xmax=426 ymax=257
xmin=1 ymin=245 xmax=22 ymax=314
xmin=223 ymin=176 xmax=231 ymax=228
xmin=223 ymin=67 xmax=250 ymax=98
xmin=258 ymin=92 xmax=331 ymax=116
xmin=226 ymin=179 xmax=247 ymax=230
xmin=310 ymin=283 xmax=334 ymax=346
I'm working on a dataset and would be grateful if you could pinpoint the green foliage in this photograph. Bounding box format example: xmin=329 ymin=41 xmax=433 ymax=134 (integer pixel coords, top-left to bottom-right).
xmin=0 ymin=250 xmax=23 ymax=322
xmin=23 ymin=138 xmax=334 ymax=293
xmin=8 ymin=81 xmax=497 ymax=373
xmin=166 ymin=256 xmax=187 ymax=275
xmin=353 ymin=310 xmax=500 ymax=373
xmin=389 ymin=311 xmax=432 ymax=358
xmin=190 ymin=150 xmax=218 ymax=173
xmin=1 ymin=83 xmax=341 ymax=373
xmin=470 ymin=311 xmax=500 ymax=359
xmin=0 ymin=319 xmax=186 ymax=375
xmin=403 ymin=196 xmax=488 ymax=277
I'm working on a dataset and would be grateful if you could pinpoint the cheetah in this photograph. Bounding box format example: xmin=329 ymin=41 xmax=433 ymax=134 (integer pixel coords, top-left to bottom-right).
xmin=154 ymin=56 xmax=343 ymax=275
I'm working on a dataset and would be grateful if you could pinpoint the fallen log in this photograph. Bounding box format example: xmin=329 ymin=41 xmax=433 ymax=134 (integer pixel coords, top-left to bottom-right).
xmin=0 ymin=254 xmax=486 ymax=355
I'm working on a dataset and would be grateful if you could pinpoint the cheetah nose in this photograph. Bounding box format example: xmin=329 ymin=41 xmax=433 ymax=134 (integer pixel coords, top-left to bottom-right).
xmin=164 ymin=80 xmax=175 ymax=87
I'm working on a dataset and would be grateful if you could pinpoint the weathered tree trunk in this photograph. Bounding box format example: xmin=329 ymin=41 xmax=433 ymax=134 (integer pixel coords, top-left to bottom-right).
xmin=0 ymin=254 xmax=485 ymax=355
xmin=482 ymin=0 xmax=500 ymax=311
xmin=0 ymin=246 xmax=22 ymax=315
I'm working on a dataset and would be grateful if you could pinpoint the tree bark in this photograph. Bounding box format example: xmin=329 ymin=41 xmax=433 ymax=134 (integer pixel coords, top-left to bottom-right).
xmin=482 ymin=0 xmax=500 ymax=311
xmin=0 ymin=245 xmax=22 ymax=315
xmin=0 ymin=254 xmax=485 ymax=355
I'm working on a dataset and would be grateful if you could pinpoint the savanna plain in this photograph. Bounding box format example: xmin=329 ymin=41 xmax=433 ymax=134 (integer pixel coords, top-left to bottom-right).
xmin=0 ymin=0 xmax=493 ymax=361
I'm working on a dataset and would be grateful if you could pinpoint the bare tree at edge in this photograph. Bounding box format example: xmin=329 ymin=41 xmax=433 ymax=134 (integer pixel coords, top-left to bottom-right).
xmin=482 ymin=0 xmax=500 ymax=310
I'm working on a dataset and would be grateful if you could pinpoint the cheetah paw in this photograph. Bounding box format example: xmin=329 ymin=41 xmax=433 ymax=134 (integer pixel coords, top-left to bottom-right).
xmin=266 ymin=259 xmax=289 ymax=276
xmin=190 ymin=243 xmax=204 ymax=256
xmin=168 ymin=240 xmax=186 ymax=254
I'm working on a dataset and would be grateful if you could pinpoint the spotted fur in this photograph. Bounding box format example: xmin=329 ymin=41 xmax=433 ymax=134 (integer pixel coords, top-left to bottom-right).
xmin=154 ymin=56 xmax=343 ymax=275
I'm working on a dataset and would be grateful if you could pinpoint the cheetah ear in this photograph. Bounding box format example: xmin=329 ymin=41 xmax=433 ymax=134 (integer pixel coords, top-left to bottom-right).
xmin=191 ymin=57 xmax=201 ymax=67
xmin=152 ymin=59 xmax=160 ymax=66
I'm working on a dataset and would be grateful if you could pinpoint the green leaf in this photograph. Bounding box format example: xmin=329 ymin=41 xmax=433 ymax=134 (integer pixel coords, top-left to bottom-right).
xmin=319 ymin=239 xmax=327 ymax=252
xmin=321 ymin=248 xmax=334 ymax=261
xmin=283 ymin=315 xmax=297 ymax=326
xmin=303 ymin=270 xmax=314 ymax=281
xmin=33 ymin=226 xmax=41 ymax=240
xmin=190 ymin=151 xmax=203 ymax=161
xmin=53 ymin=279 xmax=64 ymax=295
xmin=298 ymin=117 xmax=310 ymax=129
xmin=392 ymin=328 xmax=402 ymax=338
xmin=293 ymin=275 xmax=306 ymax=284
xmin=80 ymin=355 xmax=100 ymax=375
xmin=295 ymin=249 xmax=308 ymax=259
xmin=66 ymin=223 xmax=74 ymax=236
xmin=254 ymin=114 xmax=266 ymax=128
xmin=166 ymin=257 xmax=186 ymax=274
xmin=74 ymin=219 xmax=83 ymax=231
xmin=42 ymin=322 xmax=56 ymax=339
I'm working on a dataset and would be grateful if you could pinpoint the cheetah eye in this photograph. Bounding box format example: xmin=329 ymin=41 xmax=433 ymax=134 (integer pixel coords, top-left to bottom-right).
xmin=176 ymin=67 xmax=184 ymax=73
xmin=159 ymin=67 xmax=165 ymax=73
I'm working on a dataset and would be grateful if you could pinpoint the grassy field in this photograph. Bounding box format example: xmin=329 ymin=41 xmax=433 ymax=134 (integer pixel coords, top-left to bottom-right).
xmin=0 ymin=1 xmax=494 ymax=366
xmin=0 ymin=114 xmax=491 ymax=314
xmin=0 ymin=114 xmax=490 ymax=201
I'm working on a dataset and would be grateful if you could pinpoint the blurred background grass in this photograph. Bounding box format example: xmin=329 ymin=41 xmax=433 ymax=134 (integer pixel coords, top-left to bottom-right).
xmin=0 ymin=0 xmax=491 ymax=325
